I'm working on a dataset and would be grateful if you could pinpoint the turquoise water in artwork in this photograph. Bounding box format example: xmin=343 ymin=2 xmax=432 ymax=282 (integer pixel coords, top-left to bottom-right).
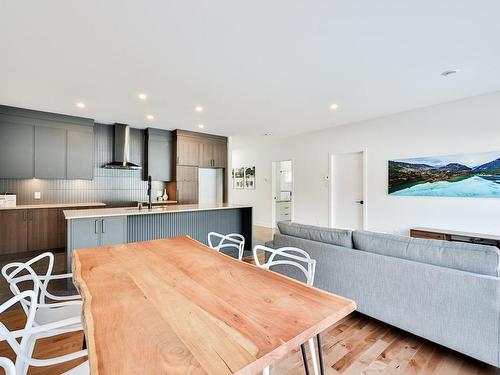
xmin=391 ymin=176 xmax=500 ymax=197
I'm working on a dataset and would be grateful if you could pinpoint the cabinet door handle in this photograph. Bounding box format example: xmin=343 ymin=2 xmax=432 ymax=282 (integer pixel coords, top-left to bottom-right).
xmin=95 ymin=220 xmax=100 ymax=234
xmin=102 ymin=219 xmax=105 ymax=233
xmin=23 ymin=211 xmax=27 ymax=221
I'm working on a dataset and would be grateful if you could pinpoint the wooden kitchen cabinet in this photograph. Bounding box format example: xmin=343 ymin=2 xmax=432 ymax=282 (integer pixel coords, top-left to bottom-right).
xmin=211 ymin=140 xmax=227 ymax=168
xmin=28 ymin=208 xmax=66 ymax=252
xmin=199 ymin=139 xmax=227 ymax=168
xmin=177 ymin=134 xmax=200 ymax=167
xmin=176 ymin=166 xmax=198 ymax=204
xmin=0 ymin=210 xmax=28 ymax=255
xmin=175 ymin=130 xmax=227 ymax=168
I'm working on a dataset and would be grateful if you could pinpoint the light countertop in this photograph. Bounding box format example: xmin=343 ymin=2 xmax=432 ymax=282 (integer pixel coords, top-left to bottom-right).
xmin=64 ymin=203 xmax=252 ymax=220
xmin=137 ymin=200 xmax=178 ymax=205
xmin=0 ymin=202 xmax=106 ymax=210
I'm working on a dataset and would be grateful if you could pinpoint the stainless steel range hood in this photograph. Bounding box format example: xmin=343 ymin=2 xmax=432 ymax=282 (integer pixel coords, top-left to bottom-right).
xmin=103 ymin=124 xmax=142 ymax=170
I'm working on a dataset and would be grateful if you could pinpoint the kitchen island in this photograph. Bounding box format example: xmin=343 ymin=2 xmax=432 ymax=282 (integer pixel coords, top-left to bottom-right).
xmin=64 ymin=203 xmax=252 ymax=272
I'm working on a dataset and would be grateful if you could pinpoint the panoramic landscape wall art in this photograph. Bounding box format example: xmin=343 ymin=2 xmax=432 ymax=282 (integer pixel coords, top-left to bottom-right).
xmin=388 ymin=151 xmax=500 ymax=197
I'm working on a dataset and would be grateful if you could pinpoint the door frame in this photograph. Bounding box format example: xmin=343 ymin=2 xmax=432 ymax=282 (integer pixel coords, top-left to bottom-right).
xmin=271 ymin=159 xmax=295 ymax=228
xmin=328 ymin=150 xmax=368 ymax=230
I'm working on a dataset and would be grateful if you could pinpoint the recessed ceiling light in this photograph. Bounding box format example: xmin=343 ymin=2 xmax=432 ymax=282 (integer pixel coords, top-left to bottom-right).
xmin=441 ymin=69 xmax=460 ymax=77
xmin=138 ymin=93 xmax=148 ymax=100
xmin=198 ymin=124 xmax=205 ymax=129
xmin=76 ymin=102 xmax=86 ymax=108
xmin=195 ymin=106 xmax=203 ymax=112
xmin=147 ymin=115 xmax=154 ymax=121
xmin=330 ymin=103 xmax=339 ymax=110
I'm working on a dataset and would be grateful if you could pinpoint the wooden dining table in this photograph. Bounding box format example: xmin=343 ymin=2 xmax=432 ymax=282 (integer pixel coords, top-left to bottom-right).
xmin=72 ymin=236 xmax=356 ymax=375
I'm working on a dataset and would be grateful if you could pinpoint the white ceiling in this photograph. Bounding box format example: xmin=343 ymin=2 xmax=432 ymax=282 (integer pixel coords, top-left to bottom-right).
xmin=1 ymin=1 xmax=500 ymax=137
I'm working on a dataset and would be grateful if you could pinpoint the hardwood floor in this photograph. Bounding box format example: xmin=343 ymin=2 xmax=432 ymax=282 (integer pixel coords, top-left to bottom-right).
xmin=0 ymin=309 xmax=494 ymax=374
xmin=0 ymin=226 xmax=495 ymax=374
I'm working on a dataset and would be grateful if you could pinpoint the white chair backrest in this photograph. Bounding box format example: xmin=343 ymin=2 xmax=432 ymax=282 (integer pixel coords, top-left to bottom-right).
xmin=0 ymin=357 xmax=15 ymax=375
xmin=208 ymin=232 xmax=245 ymax=260
xmin=1 ymin=252 xmax=55 ymax=304
xmin=0 ymin=290 xmax=38 ymax=372
xmin=253 ymin=245 xmax=316 ymax=286
xmin=0 ymin=357 xmax=16 ymax=375
xmin=0 ymin=287 xmax=87 ymax=375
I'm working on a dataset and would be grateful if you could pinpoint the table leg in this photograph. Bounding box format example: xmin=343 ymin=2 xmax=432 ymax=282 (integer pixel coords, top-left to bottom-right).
xmin=300 ymin=344 xmax=310 ymax=375
xmin=316 ymin=334 xmax=325 ymax=375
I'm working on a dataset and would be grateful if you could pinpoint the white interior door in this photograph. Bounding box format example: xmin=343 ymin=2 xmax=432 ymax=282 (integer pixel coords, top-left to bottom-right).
xmin=330 ymin=152 xmax=365 ymax=230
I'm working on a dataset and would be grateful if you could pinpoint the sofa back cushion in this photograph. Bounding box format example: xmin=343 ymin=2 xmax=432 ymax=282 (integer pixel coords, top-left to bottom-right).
xmin=277 ymin=221 xmax=353 ymax=248
xmin=353 ymin=230 xmax=500 ymax=276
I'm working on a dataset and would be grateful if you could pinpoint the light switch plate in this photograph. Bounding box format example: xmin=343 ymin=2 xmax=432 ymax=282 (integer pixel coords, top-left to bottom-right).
xmin=34 ymin=192 xmax=41 ymax=200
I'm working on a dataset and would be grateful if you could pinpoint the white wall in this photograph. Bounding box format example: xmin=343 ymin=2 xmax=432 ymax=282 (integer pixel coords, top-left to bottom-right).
xmin=229 ymin=91 xmax=500 ymax=235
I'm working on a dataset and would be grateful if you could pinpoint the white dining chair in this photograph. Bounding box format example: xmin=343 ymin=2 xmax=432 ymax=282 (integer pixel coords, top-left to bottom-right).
xmin=0 ymin=289 xmax=88 ymax=375
xmin=1 ymin=256 xmax=82 ymax=332
xmin=253 ymin=245 xmax=319 ymax=375
xmin=1 ymin=252 xmax=81 ymax=304
xmin=208 ymin=232 xmax=246 ymax=260
xmin=0 ymin=357 xmax=15 ymax=375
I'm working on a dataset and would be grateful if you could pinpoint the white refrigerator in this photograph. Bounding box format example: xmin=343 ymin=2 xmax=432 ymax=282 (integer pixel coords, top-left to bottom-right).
xmin=198 ymin=168 xmax=223 ymax=205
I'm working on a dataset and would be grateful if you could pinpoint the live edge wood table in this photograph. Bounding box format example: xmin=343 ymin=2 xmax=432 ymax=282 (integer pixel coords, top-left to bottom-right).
xmin=72 ymin=236 xmax=356 ymax=375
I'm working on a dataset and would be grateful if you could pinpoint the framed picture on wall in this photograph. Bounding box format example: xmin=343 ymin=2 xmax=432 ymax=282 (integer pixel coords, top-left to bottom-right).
xmin=232 ymin=167 xmax=245 ymax=189
xmin=244 ymin=166 xmax=256 ymax=189
xmin=388 ymin=150 xmax=500 ymax=197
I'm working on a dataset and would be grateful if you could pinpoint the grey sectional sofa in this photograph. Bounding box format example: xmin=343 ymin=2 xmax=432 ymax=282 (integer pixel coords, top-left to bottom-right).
xmin=265 ymin=221 xmax=500 ymax=367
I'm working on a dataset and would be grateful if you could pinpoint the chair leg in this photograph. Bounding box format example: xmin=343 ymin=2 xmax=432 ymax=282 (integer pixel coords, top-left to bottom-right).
xmin=300 ymin=344 xmax=310 ymax=375
xmin=316 ymin=334 xmax=325 ymax=375
xmin=308 ymin=338 xmax=319 ymax=375
xmin=263 ymin=366 xmax=270 ymax=375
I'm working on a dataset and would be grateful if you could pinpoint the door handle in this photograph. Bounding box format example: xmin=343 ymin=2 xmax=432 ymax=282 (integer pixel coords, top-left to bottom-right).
xmin=95 ymin=220 xmax=100 ymax=234
xmin=355 ymin=200 xmax=364 ymax=205
xmin=102 ymin=219 xmax=105 ymax=233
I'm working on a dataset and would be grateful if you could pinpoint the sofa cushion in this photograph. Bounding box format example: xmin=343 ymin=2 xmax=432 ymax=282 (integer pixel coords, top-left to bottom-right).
xmin=353 ymin=230 xmax=500 ymax=276
xmin=277 ymin=221 xmax=353 ymax=248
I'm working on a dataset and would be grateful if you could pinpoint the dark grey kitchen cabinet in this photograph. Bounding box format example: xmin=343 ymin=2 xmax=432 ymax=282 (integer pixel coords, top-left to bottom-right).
xmin=34 ymin=126 xmax=67 ymax=179
xmin=67 ymin=128 xmax=94 ymax=179
xmin=145 ymin=128 xmax=173 ymax=181
xmin=0 ymin=105 xmax=94 ymax=180
xmin=0 ymin=121 xmax=34 ymax=178
xmin=67 ymin=215 xmax=127 ymax=272
xmin=100 ymin=216 xmax=127 ymax=246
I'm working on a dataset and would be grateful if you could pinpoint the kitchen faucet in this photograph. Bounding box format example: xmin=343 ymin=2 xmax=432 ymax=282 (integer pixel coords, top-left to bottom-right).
xmin=147 ymin=175 xmax=153 ymax=209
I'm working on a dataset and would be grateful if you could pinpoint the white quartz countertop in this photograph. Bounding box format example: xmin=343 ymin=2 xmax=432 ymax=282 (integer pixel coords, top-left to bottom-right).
xmin=64 ymin=203 xmax=252 ymax=220
xmin=0 ymin=202 xmax=106 ymax=210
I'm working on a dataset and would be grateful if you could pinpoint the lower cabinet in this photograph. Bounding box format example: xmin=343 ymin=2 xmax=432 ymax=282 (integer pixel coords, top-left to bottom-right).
xmin=276 ymin=201 xmax=292 ymax=222
xmin=69 ymin=216 xmax=127 ymax=250
xmin=28 ymin=208 xmax=66 ymax=252
xmin=0 ymin=210 xmax=28 ymax=255
xmin=67 ymin=216 xmax=127 ymax=274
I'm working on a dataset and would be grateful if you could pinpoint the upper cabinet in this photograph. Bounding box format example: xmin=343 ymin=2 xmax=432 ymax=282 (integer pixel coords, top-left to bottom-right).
xmin=34 ymin=126 xmax=67 ymax=179
xmin=67 ymin=128 xmax=94 ymax=180
xmin=0 ymin=105 xmax=94 ymax=180
xmin=175 ymin=130 xmax=227 ymax=169
xmin=0 ymin=120 xmax=34 ymax=179
xmin=145 ymin=128 xmax=173 ymax=181
xmin=177 ymin=134 xmax=200 ymax=166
